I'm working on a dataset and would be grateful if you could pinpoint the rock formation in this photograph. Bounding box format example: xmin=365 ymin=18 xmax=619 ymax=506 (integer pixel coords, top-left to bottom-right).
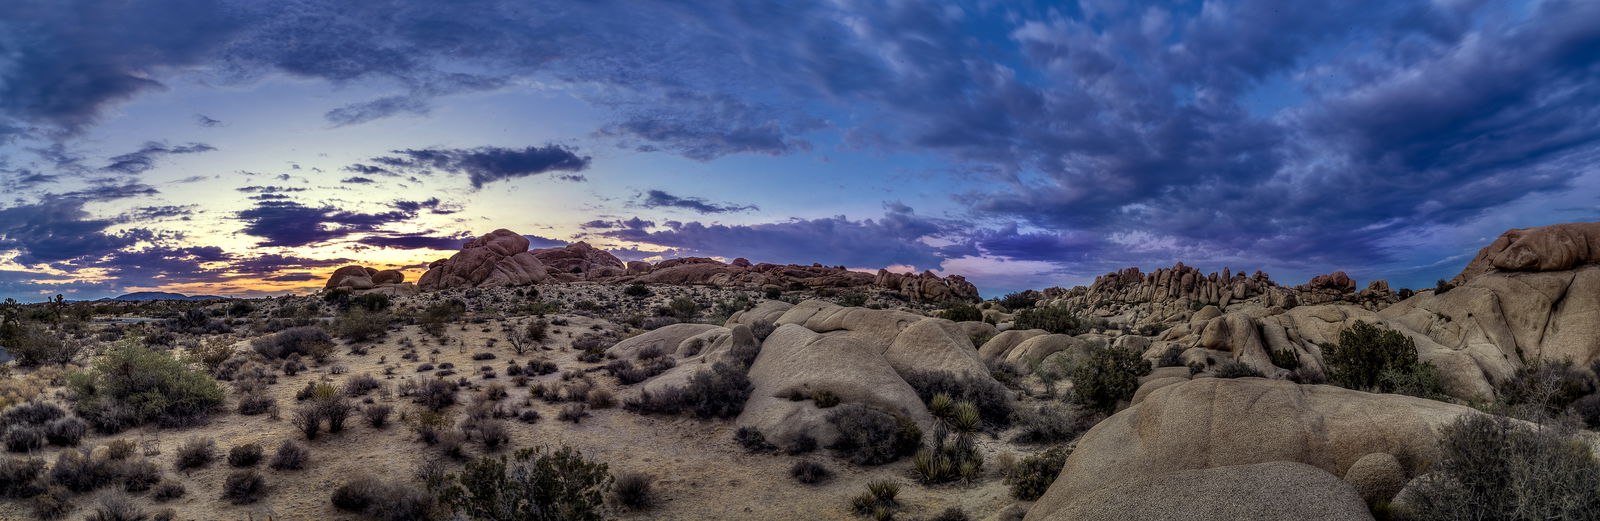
xmin=324 ymin=265 xmax=413 ymax=295
xmin=1025 ymin=378 xmax=1478 ymax=521
xmin=416 ymin=229 xmax=551 ymax=290
xmin=530 ymin=241 xmax=627 ymax=281
xmin=1039 ymin=263 xmax=1398 ymax=327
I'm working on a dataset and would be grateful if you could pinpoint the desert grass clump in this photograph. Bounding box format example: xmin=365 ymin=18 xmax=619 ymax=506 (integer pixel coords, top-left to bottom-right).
xmin=418 ymin=378 xmax=458 ymax=410
xmin=828 ymin=404 xmax=921 ymax=465
xmin=49 ymin=448 xmax=114 ymax=492
xmin=344 ymin=374 xmax=382 ymax=396
xmin=236 ymin=392 xmax=275 ymax=416
xmin=1213 ymin=361 xmax=1264 ymax=379
xmin=612 ymin=471 xmax=654 ymax=510
xmin=151 ymin=480 xmax=186 ymax=501
xmin=4 ymin=424 xmax=43 ymax=452
xmin=789 ymin=460 xmax=831 ymax=484
xmin=269 ymin=440 xmax=309 ymax=470
xmin=228 ymin=443 xmax=263 ymax=467
xmin=222 ymin=469 xmax=265 ymax=504
xmin=42 ymin=416 xmax=86 ymax=447
xmin=587 ymin=388 xmax=616 ymax=409
xmin=251 ymin=326 xmax=335 ymax=361
xmin=477 ymin=419 xmax=511 ymax=450
xmin=173 ymin=436 xmax=217 ymax=471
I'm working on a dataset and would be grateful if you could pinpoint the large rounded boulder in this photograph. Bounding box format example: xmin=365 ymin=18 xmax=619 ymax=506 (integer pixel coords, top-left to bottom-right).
xmin=417 ymin=229 xmax=551 ymax=290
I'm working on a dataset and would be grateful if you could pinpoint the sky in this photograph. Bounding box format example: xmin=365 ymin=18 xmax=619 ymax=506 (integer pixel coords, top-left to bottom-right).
xmin=1 ymin=0 xmax=1598 ymax=301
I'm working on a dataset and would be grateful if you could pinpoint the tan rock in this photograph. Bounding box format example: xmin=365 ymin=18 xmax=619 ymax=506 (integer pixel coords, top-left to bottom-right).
xmin=977 ymin=329 xmax=1048 ymax=361
xmin=1343 ymin=452 xmax=1407 ymax=506
xmin=1028 ymin=461 xmax=1374 ymax=521
xmin=605 ymin=323 xmax=723 ymax=360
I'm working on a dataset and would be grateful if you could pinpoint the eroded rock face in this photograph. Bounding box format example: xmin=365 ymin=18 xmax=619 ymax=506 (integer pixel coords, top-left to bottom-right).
xmin=417 ymin=229 xmax=551 ymax=290
xmin=1041 ymin=262 xmax=1397 ymax=328
xmin=1030 ymin=461 xmax=1375 ymax=521
xmin=1452 ymin=221 xmax=1600 ymax=284
xmin=1025 ymin=378 xmax=1476 ymax=521
xmin=325 ymin=265 xmax=409 ymax=293
xmin=530 ymin=241 xmax=626 ymax=281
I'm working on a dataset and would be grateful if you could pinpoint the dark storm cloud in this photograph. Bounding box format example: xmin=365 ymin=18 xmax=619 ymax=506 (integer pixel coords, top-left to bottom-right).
xmin=101 ymin=142 xmax=215 ymax=174
xmin=357 ymin=232 xmax=469 ymax=250
xmin=638 ymin=190 xmax=758 ymax=214
xmin=599 ymin=205 xmax=950 ymax=269
xmin=372 ymin=145 xmax=591 ymax=189
xmin=390 ymin=198 xmax=457 ymax=214
xmin=0 ymin=198 xmax=152 ymax=266
xmin=263 ymin=273 xmax=319 ymax=282
xmin=343 ymin=164 xmax=396 ymax=177
xmin=341 ymin=176 xmax=376 ymax=184
xmin=62 ymin=183 xmax=159 ymax=201
xmin=236 ymin=199 xmax=411 ymax=247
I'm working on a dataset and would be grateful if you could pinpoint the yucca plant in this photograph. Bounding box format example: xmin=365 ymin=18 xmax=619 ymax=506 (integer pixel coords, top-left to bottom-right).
xmin=929 ymin=393 xmax=954 ymax=418
xmin=950 ymin=401 xmax=980 ymax=433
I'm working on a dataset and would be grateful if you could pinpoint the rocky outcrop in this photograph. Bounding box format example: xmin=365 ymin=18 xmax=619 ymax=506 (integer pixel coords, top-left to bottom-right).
xmin=1025 ymin=378 xmax=1477 ymax=521
xmin=530 ymin=241 xmax=626 ymax=281
xmin=324 ymin=265 xmax=411 ymax=294
xmin=417 ymin=229 xmax=551 ymax=290
xmin=1450 ymin=221 xmax=1600 ymax=284
xmin=1042 ymin=263 xmax=1397 ymax=327
xmin=338 ymin=228 xmax=981 ymax=301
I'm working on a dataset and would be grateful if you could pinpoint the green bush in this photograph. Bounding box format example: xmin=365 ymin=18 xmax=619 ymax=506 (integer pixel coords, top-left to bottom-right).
xmin=3 ymin=324 xmax=79 ymax=366
xmin=1014 ymin=305 xmax=1105 ymax=335
xmin=1401 ymin=413 xmax=1600 ymax=519
xmin=438 ymin=445 xmax=610 ymax=521
xmin=420 ymin=300 xmax=466 ymax=336
xmin=66 ymin=344 xmax=225 ymax=431
xmin=1322 ymin=321 xmax=1444 ymax=398
xmin=940 ymin=303 xmax=983 ymax=322
xmin=997 ymin=291 xmax=1041 ymax=312
xmin=1068 ymin=344 xmax=1151 ymax=415
xmin=251 ymin=326 xmax=335 ymax=360
xmin=332 ymin=308 xmax=390 ymax=342
xmin=1010 ymin=403 xmax=1093 ymax=444
xmin=1498 ymin=358 xmax=1595 ymax=417
xmin=1008 ymin=446 xmax=1070 ymax=500
xmin=902 ymin=370 xmax=1012 ymax=427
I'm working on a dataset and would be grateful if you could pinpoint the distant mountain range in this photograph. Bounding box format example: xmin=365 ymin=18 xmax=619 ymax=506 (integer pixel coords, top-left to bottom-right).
xmin=101 ymin=292 xmax=234 ymax=302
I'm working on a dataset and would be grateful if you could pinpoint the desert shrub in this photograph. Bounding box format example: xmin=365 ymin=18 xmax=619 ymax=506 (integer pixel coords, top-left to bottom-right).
xmin=437 ymin=445 xmax=611 ymax=521
xmin=173 ymin=436 xmax=216 ymax=471
xmin=1268 ymin=348 xmax=1301 ymax=370
xmin=332 ymin=475 xmax=383 ymax=511
xmin=623 ymin=283 xmax=652 ymax=297
xmin=640 ymin=316 xmax=678 ymax=330
xmin=31 ymin=484 xmax=71 ymax=519
xmin=611 ymin=357 xmax=676 ymax=385
xmin=437 ymin=429 xmax=468 ymax=459
xmin=49 ymin=448 xmax=114 ymax=492
xmin=612 ymin=472 xmax=654 ymax=510
xmin=914 ymin=419 xmax=983 ymax=485
xmin=5 ymin=324 xmax=80 ymax=366
xmin=103 ymin=439 xmax=136 ymax=460
xmin=237 ymin=392 xmax=275 ymax=416
xmin=86 ymin=492 xmax=147 ymax=521
xmin=683 ymin=362 xmax=751 ymax=419
xmin=1 ymin=400 xmax=65 ymax=427
xmin=559 ymin=403 xmax=589 ymax=423
xmin=292 ymin=404 xmax=323 ymax=439
xmin=1009 ymin=446 xmax=1070 ymax=500
xmin=222 ymin=469 xmax=265 ymax=504
xmin=939 ymin=303 xmax=983 ymax=322
xmin=1011 ymin=403 xmax=1093 ymax=444
xmin=228 ymin=443 xmax=263 ymax=467
xmin=666 ymin=296 xmax=699 ymax=320
xmin=345 ymin=374 xmax=382 ymax=396
xmin=735 ymin=427 xmax=775 ymax=453
xmin=926 ymin=507 xmax=972 ymax=521
xmin=828 ymin=404 xmax=921 ymax=465
xmin=151 ymin=480 xmax=186 ymax=501
xmin=1067 ymin=344 xmax=1151 ymax=415
xmin=1499 ymin=358 xmax=1595 ymax=417
xmin=270 ymin=440 xmax=309 ymax=470
xmin=477 ymin=419 xmax=511 ymax=449
xmin=811 ymin=389 xmax=841 ymax=408
xmin=0 ymin=456 xmax=45 ymax=498
xmin=66 ymin=343 xmax=226 ymax=432
xmin=251 ymin=326 xmax=335 ymax=360
xmin=587 ymin=388 xmax=616 ymax=409
xmin=1402 ymin=413 xmax=1600 ymax=519
xmin=997 ymin=290 xmax=1041 ymax=311
xmin=1213 ymin=361 xmax=1263 ymax=379
xmin=333 ymin=307 xmax=390 ymax=342
xmin=118 ymin=459 xmax=161 ymax=492
xmin=903 ymin=370 xmax=1013 ymax=427
xmin=1575 ymin=394 xmax=1600 ymax=429
xmin=364 ymin=403 xmax=394 ymax=428
xmin=419 ymin=379 xmax=458 ymax=410
xmin=420 ymin=300 xmax=467 ymax=337
xmin=790 ymin=460 xmax=831 ymax=484
xmin=518 ymin=409 xmax=540 ymax=424
xmin=1322 ymin=321 xmax=1445 ymax=398
xmin=748 ymin=319 xmax=777 ymax=341
xmin=4 ymin=424 xmax=43 ymax=452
